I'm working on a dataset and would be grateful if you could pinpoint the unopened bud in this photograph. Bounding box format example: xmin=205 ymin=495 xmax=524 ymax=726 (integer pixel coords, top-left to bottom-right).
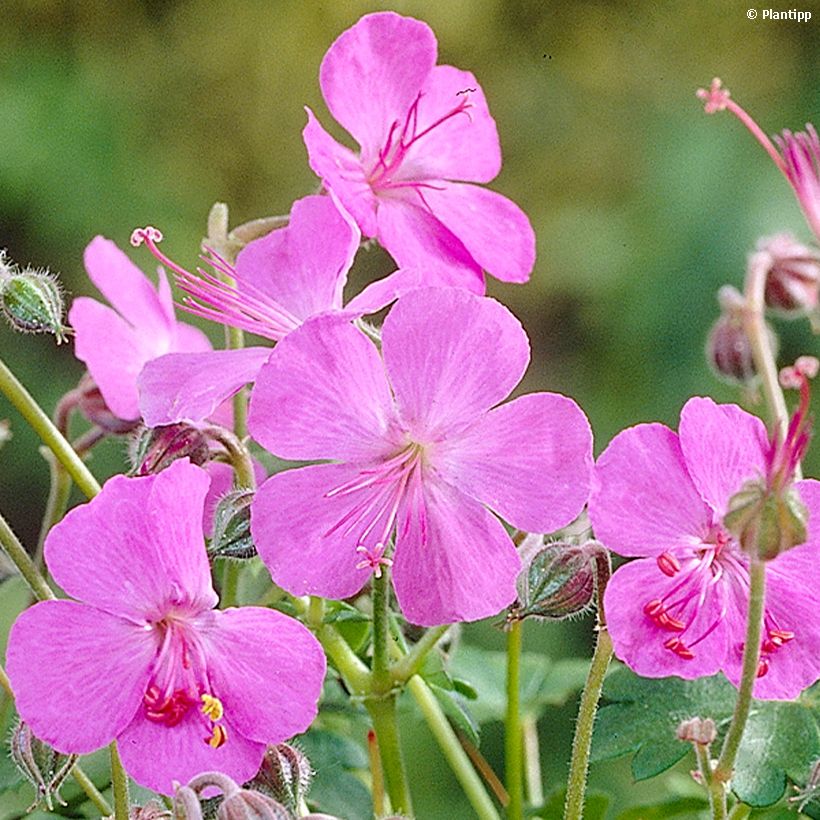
xmin=676 ymin=716 xmax=717 ymax=746
xmin=130 ymin=423 xmax=211 ymax=476
xmin=249 ymin=744 xmax=313 ymax=812
xmin=217 ymin=790 xmax=292 ymax=820
xmin=513 ymin=539 xmax=600 ymax=621
xmin=209 ymin=489 xmax=257 ymax=560
xmin=75 ymin=374 xmax=141 ymax=433
xmin=0 ymin=263 xmax=69 ymax=343
xmin=10 ymin=720 xmax=78 ymax=810
xmin=757 ymin=233 xmax=820 ymax=316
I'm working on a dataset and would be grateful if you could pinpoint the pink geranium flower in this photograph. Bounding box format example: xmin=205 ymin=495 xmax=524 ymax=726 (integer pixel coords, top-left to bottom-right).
xmin=69 ymin=236 xmax=212 ymax=421
xmin=248 ymin=288 xmax=592 ymax=626
xmin=590 ymin=397 xmax=820 ymax=699
xmin=303 ymin=11 xmax=536 ymax=291
xmin=6 ymin=460 xmax=325 ymax=794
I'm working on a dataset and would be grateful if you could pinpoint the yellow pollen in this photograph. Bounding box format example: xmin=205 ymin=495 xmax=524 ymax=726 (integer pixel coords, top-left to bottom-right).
xmin=206 ymin=724 xmax=228 ymax=749
xmin=201 ymin=693 xmax=224 ymax=722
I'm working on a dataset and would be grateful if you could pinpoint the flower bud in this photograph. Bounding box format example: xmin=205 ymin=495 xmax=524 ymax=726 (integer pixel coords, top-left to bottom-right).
xmin=209 ymin=489 xmax=257 ymax=560
xmin=9 ymin=720 xmax=78 ymax=810
xmin=130 ymin=422 xmax=211 ymax=476
xmin=513 ymin=539 xmax=600 ymax=621
xmin=758 ymin=233 xmax=820 ymax=316
xmin=217 ymin=790 xmax=292 ymax=820
xmin=76 ymin=374 xmax=141 ymax=434
xmin=248 ymin=744 xmax=313 ymax=812
xmin=676 ymin=716 xmax=717 ymax=746
xmin=0 ymin=264 xmax=69 ymax=343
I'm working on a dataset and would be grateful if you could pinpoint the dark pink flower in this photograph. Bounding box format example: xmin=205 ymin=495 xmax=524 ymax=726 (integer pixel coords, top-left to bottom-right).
xmin=590 ymin=397 xmax=820 ymax=699
xmin=6 ymin=460 xmax=325 ymax=794
xmin=248 ymin=288 xmax=592 ymax=626
xmin=69 ymin=237 xmax=212 ymax=421
xmin=303 ymin=12 xmax=536 ymax=291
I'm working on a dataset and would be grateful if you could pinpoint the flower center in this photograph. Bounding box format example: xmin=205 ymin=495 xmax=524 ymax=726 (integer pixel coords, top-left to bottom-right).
xmin=142 ymin=617 xmax=228 ymax=748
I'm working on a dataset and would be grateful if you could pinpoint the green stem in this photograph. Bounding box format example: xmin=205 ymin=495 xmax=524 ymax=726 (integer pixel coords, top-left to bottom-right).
xmin=0 ymin=356 xmax=100 ymax=499
xmin=371 ymin=568 xmax=392 ymax=693
xmin=0 ymin=509 xmax=55 ymax=601
xmin=695 ymin=742 xmax=725 ymax=820
xmin=728 ymin=802 xmax=751 ymax=820
xmin=220 ymin=562 xmax=241 ymax=609
xmin=391 ymin=624 xmax=449 ymax=684
xmin=365 ymin=696 xmax=412 ymax=815
xmin=34 ymin=459 xmax=72 ymax=570
xmin=714 ymin=558 xmax=766 ymax=785
xmin=407 ymin=675 xmax=501 ymax=820
xmin=71 ymin=765 xmax=113 ymax=816
xmin=109 ymin=742 xmax=129 ymax=820
xmin=505 ymin=618 xmax=524 ymax=820
xmin=522 ymin=715 xmax=543 ymax=807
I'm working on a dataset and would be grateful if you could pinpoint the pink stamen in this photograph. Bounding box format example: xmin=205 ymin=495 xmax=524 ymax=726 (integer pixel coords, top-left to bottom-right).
xmin=355 ymin=543 xmax=394 ymax=578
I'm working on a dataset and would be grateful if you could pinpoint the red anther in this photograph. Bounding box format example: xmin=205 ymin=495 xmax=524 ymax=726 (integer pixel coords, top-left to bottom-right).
xmin=657 ymin=551 xmax=682 ymax=577
xmin=770 ymin=629 xmax=795 ymax=643
xmin=762 ymin=638 xmax=778 ymax=654
xmin=757 ymin=657 xmax=770 ymax=678
xmin=143 ymin=687 xmax=195 ymax=727
xmin=663 ymin=637 xmax=695 ymax=660
xmin=643 ymin=599 xmax=665 ymax=618
xmin=657 ymin=612 xmax=686 ymax=632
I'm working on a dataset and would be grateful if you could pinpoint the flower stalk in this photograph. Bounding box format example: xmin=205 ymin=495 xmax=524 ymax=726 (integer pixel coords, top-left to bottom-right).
xmin=505 ymin=618 xmax=524 ymax=820
xmin=109 ymin=741 xmax=130 ymax=820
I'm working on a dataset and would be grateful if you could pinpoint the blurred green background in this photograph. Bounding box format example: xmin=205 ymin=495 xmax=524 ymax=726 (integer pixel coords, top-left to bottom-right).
xmin=1 ymin=0 xmax=819 ymax=816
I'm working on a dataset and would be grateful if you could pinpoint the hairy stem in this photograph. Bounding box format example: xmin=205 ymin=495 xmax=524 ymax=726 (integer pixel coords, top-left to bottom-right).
xmin=34 ymin=458 xmax=72 ymax=571
xmin=0 ymin=509 xmax=55 ymax=601
xmin=391 ymin=624 xmax=450 ymax=684
xmin=505 ymin=618 xmax=524 ymax=820
xmin=695 ymin=742 xmax=725 ymax=820
xmin=365 ymin=696 xmax=412 ymax=816
xmin=523 ymin=715 xmax=544 ymax=807
xmin=109 ymin=742 xmax=130 ymax=820
xmin=71 ymin=765 xmax=113 ymax=816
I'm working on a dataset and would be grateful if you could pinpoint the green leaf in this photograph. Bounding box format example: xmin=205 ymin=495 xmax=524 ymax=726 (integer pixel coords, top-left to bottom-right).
xmin=614 ymin=796 xmax=708 ymax=818
xmin=428 ymin=683 xmax=481 ymax=746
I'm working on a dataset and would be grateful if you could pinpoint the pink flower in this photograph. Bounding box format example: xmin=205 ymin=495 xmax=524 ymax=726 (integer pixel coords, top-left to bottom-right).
xmin=303 ymin=11 xmax=536 ymax=291
xmin=69 ymin=236 xmax=212 ymax=421
xmin=6 ymin=460 xmax=325 ymax=794
xmin=134 ymin=195 xmax=405 ymax=426
xmin=248 ymin=288 xmax=592 ymax=626
xmin=697 ymin=78 xmax=820 ymax=241
xmin=589 ymin=397 xmax=820 ymax=699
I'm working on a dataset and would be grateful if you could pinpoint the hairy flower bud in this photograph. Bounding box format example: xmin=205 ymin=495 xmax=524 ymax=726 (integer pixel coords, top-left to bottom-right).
xmin=9 ymin=720 xmax=78 ymax=810
xmin=217 ymin=790 xmax=292 ymax=820
xmin=249 ymin=744 xmax=313 ymax=812
xmin=0 ymin=262 xmax=69 ymax=343
xmin=130 ymin=422 xmax=211 ymax=476
xmin=758 ymin=233 xmax=820 ymax=317
xmin=676 ymin=716 xmax=717 ymax=746
xmin=209 ymin=489 xmax=257 ymax=560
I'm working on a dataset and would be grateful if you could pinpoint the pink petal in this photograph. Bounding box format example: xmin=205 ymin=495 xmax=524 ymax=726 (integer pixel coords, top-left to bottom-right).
xmin=6 ymin=600 xmax=155 ymax=754
xmin=399 ymin=65 xmax=500 ymax=184
xmin=319 ymin=12 xmax=436 ymax=162
xmin=171 ymin=319 xmax=213 ymax=354
xmin=678 ymin=397 xmax=769 ymax=516
xmin=303 ymin=111 xmax=378 ymax=236
xmin=118 ymin=708 xmax=264 ymax=796
xmin=382 ymin=289 xmax=529 ymax=439
xmin=248 ymin=315 xmax=397 ymax=462
xmin=590 ymin=422 xmax=712 ymax=558
xmin=392 ymin=477 xmax=520 ymax=626
xmin=138 ymin=348 xmax=272 ymax=426
xmin=83 ymin=236 xmax=174 ymax=335
xmin=436 ymin=393 xmax=592 ymax=533
xmin=202 ymin=460 xmax=267 ymax=538
xmin=205 ymin=607 xmax=325 ymax=744
xmin=252 ymin=464 xmax=385 ymax=599
xmin=421 ymin=183 xmax=536 ymax=283
xmin=45 ymin=461 xmax=216 ymax=620
xmin=235 ymin=195 xmax=359 ymax=321
xmin=603 ymin=558 xmax=729 ymax=680
xmin=375 ymin=197 xmax=485 ymax=289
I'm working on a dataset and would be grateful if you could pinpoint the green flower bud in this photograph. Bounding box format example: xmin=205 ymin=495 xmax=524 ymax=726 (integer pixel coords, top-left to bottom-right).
xmin=9 ymin=720 xmax=78 ymax=810
xmin=209 ymin=489 xmax=257 ymax=560
xmin=0 ymin=263 xmax=69 ymax=343
xmin=249 ymin=744 xmax=313 ymax=812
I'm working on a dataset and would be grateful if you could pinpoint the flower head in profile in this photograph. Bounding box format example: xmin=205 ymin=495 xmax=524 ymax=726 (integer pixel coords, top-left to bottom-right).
xmin=303 ymin=11 xmax=536 ymax=292
xmin=697 ymin=78 xmax=820 ymax=241
xmin=590 ymin=396 xmax=820 ymax=699
xmin=68 ymin=237 xmax=212 ymax=422
xmin=6 ymin=460 xmax=325 ymax=794
xmin=248 ymin=288 xmax=592 ymax=626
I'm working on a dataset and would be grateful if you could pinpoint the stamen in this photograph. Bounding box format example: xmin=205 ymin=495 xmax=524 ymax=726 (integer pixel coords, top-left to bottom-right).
xmin=663 ymin=636 xmax=695 ymax=660
xmin=757 ymin=657 xmax=770 ymax=678
xmin=657 ymin=551 xmax=681 ymax=577
xmin=201 ymin=693 xmax=224 ymax=722
xmin=206 ymin=724 xmax=228 ymax=749
xmin=355 ymin=543 xmax=394 ymax=578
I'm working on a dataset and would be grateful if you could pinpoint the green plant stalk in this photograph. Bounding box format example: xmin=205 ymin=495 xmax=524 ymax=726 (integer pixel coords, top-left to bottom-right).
xmin=0 ymin=509 xmax=55 ymax=601
xmin=371 ymin=568 xmax=393 ymax=693
xmin=365 ymin=695 xmax=412 ymax=816
xmin=407 ymin=675 xmax=502 ymax=820
xmin=391 ymin=624 xmax=449 ymax=684
xmin=0 ymin=356 xmax=100 ymax=498
xmin=71 ymin=765 xmax=113 ymax=816
xmin=522 ymin=715 xmax=543 ymax=807
xmin=728 ymin=802 xmax=751 ymax=820
xmin=34 ymin=458 xmax=72 ymax=570
xmin=505 ymin=618 xmax=524 ymax=820
xmin=695 ymin=742 xmax=725 ymax=820
xmin=109 ymin=742 xmax=129 ymax=819
xmin=714 ymin=559 xmax=766 ymax=786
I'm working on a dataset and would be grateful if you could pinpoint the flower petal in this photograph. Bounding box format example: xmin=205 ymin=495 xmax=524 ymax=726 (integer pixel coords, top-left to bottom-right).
xmin=319 ymin=12 xmax=436 ymax=162
xmin=303 ymin=110 xmax=378 ymax=236
xmin=603 ymin=558 xmax=729 ymax=680
xmin=117 ymin=709 xmax=264 ymax=796
xmin=205 ymin=607 xmax=325 ymax=744
xmin=138 ymin=348 xmax=272 ymax=426
xmin=678 ymin=397 xmax=769 ymax=515
xmin=392 ymin=478 xmax=520 ymax=626
xmin=252 ymin=463 xmax=385 ymax=599
xmin=436 ymin=393 xmax=592 ymax=532
xmin=248 ymin=315 xmax=396 ymax=462
xmin=420 ymin=183 xmax=536 ymax=283
xmin=382 ymin=289 xmax=529 ymax=439
xmin=83 ymin=236 xmax=174 ymax=335
xmin=6 ymin=600 xmax=155 ymax=754
xmin=399 ymin=65 xmax=500 ymax=184
xmin=589 ymin=423 xmax=711 ymax=557
xmin=235 ymin=195 xmax=359 ymax=321
xmin=45 ymin=461 xmax=216 ymax=620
